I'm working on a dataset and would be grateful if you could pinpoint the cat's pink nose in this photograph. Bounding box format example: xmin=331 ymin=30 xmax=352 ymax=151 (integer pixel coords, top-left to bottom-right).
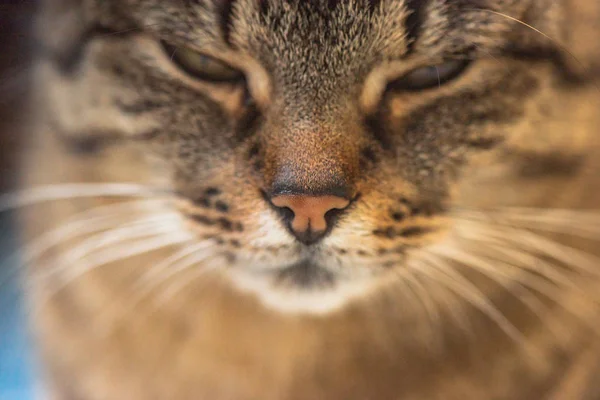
xmin=271 ymin=195 xmax=350 ymax=245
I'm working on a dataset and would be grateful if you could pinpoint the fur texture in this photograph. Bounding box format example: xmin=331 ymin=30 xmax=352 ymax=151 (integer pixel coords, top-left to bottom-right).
xmin=20 ymin=0 xmax=600 ymax=398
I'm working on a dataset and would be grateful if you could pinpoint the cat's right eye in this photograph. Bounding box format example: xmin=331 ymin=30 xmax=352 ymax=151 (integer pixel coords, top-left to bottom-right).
xmin=388 ymin=59 xmax=471 ymax=92
xmin=162 ymin=42 xmax=244 ymax=83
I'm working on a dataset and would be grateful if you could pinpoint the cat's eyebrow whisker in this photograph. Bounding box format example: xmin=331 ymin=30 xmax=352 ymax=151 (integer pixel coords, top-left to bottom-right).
xmin=467 ymin=9 xmax=558 ymax=49
xmin=0 ymin=183 xmax=170 ymax=213
xmin=412 ymin=252 xmax=524 ymax=344
xmin=466 ymin=7 xmax=600 ymax=93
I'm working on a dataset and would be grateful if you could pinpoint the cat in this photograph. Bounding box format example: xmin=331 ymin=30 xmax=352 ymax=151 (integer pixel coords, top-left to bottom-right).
xmin=16 ymin=0 xmax=600 ymax=398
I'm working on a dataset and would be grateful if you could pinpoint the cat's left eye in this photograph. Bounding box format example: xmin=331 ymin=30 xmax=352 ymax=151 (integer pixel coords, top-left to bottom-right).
xmin=163 ymin=42 xmax=244 ymax=83
xmin=389 ymin=60 xmax=471 ymax=91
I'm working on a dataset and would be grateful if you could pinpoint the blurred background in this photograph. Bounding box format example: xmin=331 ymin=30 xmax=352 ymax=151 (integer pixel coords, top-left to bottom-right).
xmin=1 ymin=1 xmax=32 ymax=190
xmin=1 ymin=1 xmax=37 ymax=398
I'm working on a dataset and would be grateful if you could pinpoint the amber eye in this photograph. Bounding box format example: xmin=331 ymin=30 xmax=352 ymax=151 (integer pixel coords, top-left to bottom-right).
xmin=163 ymin=42 xmax=244 ymax=82
xmin=389 ymin=60 xmax=471 ymax=91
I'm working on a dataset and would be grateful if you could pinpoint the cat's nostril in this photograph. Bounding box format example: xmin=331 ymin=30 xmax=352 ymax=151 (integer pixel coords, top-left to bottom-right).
xmin=270 ymin=195 xmax=350 ymax=245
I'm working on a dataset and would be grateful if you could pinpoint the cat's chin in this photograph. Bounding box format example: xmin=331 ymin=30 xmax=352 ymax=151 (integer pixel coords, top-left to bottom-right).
xmin=226 ymin=260 xmax=381 ymax=315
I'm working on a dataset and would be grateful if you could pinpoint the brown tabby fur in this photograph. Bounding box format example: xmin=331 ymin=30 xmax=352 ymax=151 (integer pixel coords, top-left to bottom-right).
xmin=20 ymin=0 xmax=600 ymax=398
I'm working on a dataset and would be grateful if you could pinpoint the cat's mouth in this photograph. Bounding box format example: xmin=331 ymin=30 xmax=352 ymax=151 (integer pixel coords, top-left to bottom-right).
xmin=273 ymin=258 xmax=336 ymax=289
xmin=229 ymin=252 xmax=379 ymax=313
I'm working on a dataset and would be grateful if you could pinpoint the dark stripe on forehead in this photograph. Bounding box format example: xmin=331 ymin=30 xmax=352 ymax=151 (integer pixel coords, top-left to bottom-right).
xmin=328 ymin=0 xmax=383 ymax=10
xmin=215 ymin=0 xmax=238 ymax=46
xmin=403 ymin=0 xmax=427 ymax=54
xmin=258 ymin=0 xmax=384 ymax=15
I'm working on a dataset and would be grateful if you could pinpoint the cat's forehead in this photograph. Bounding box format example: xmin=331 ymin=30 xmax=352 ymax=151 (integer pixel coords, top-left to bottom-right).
xmin=230 ymin=1 xmax=413 ymax=79
xmin=109 ymin=0 xmax=542 ymax=106
xmin=129 ymin=0 xmax=538 ymax=59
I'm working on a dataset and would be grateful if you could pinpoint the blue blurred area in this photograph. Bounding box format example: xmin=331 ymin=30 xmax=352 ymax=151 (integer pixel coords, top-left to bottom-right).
xmin=0 ymin=215 xmax=35 ymax=400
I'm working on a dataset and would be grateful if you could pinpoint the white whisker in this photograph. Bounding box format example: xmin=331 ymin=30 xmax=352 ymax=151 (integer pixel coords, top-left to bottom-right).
xmin=156 ymin=253 xmax=222 ymax=302
xmin=35 ymin=214 xmax=182 ymax=283
xmin=454 ymin=223 xmax=582 ymax=289
xmin=20 ymin=200 xmax=165 ymax=265
xmin=457 ymin=209 xmax=600 ymax=239
xmin=467 ymin=8 xmax=600 ymax=93
xmin=0 ymin=183 xmax=165 ymax=212
xmin=37 ymin=232 xmax=190 ymax=304
xmin=413 ymin=252 xmax=524 ymax=343
xmin=95 ymin=251 xmax=224 ymax=339
xmin=475 ymin=224 xmax=600 ymax=278
xmin=1 ymin=200 xmax=162 ymax=290
xmin=431 ymin=245 xmax=549 ymax=318
xmin=395 ymin=265 xmax=443 ymax=328
xmin=124 ymin=241 xmax=215 ymax=310
xmin=134 ymin=241 xmax=215 ymax=291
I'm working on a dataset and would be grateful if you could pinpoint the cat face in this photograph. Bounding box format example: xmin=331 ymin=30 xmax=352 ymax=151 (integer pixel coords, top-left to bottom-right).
xmin=38 ymin=0 xmax=587 ymax=312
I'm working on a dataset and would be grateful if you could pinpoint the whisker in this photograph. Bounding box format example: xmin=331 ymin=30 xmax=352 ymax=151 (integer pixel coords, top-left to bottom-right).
xmin=36 ymin=232 xmax=190 ymax=305
xmin=0 ymin=183 xmax=168 ymax=213
xmin=35 ymin=214 xmax=182 ymax=282
xmin=467 ymin=7 xmax=600 ymax=92
xmin=413 ymin=252 xmax=524 ymax=343
xmin=17 ymin=200 xmax=164 ymax=264
xmin=457 ymin=209 xmax=600 ymax=239
xmin=97 ymin=248 xmax=222 ymax=336
xmin=0 ymin=199 xmax=163 ymax=291
xmin=395 ymin=265 xmax=443 ymax=329
xmin=133 ymin=241 xmax=215 ymax=292
xmin=429 ymin=245 xmax=548 ymax=317
xmin=454 ymin=221 xmax=584 ymax=289
xmin=478 ymin=243 xmax=598 ymax=324
xmin=156 ymin=253 xmax=222 ymax=302
xmin=395 ymin=263 xmax=476 ymax=345
xmin=471 ymin=223 xmax=600 ymax=278
xmin=123 ymin=241 xmax=215 ymax=311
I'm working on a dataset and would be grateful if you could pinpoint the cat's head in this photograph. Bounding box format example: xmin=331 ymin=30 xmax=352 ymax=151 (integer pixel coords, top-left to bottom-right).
xmin=37 ymin=0 xmax=599 ymax=312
